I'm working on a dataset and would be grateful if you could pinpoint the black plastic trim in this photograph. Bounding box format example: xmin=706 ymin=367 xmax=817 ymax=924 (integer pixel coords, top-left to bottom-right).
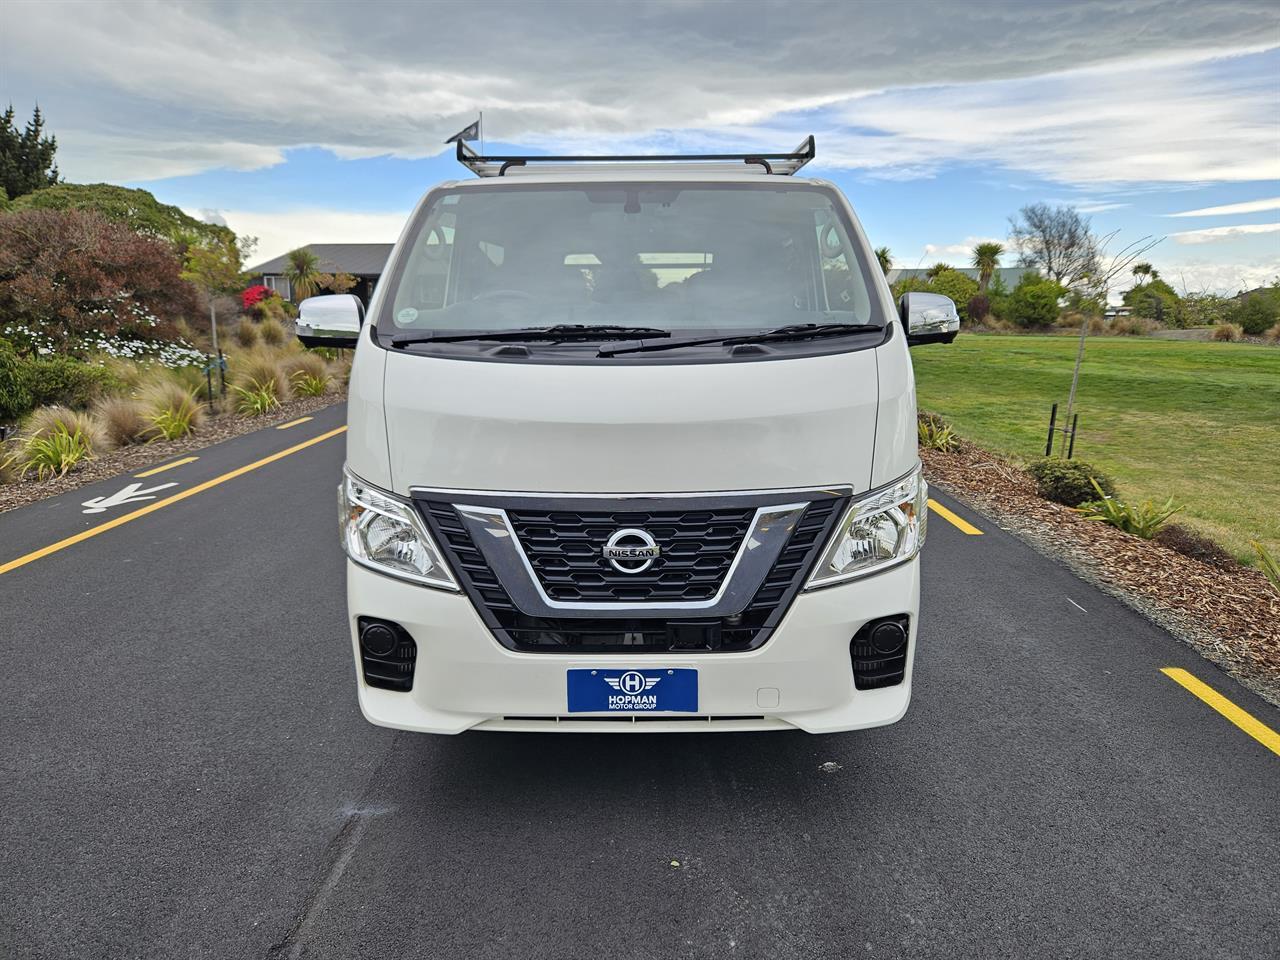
xmin=850 ymin=615 xmax=910 ymax=690
xmin=417 ymin=493 xmax=847 ymax=654
xmin=357 ymin=617 xmax=417 ymax=691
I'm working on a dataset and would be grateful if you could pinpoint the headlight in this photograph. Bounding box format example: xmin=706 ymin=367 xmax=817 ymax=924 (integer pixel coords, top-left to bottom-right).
xmin=806 ymin=465 xmax=927 ymax=588
xmin=339 ymin=469 xmax=458 ymax=590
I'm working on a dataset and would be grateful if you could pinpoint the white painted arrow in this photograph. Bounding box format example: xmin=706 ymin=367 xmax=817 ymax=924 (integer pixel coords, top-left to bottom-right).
xmin=81 ymin=481 xmax=178 ymax=514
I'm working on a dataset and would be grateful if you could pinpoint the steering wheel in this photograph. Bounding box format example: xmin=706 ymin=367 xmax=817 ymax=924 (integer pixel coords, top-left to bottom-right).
xmin=471 ymin=289 xmax=535 ymax=302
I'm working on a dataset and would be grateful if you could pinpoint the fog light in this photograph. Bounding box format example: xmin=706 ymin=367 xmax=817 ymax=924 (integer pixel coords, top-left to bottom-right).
xmin=870 ymin=621 xmax=907 ymax=655
xmin=360 ymin=622 xmax=400 ymax=657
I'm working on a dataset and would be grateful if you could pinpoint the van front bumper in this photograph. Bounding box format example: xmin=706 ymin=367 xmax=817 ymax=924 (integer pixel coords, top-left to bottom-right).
xmin=346 ymin=557 xmax=919 ymax=734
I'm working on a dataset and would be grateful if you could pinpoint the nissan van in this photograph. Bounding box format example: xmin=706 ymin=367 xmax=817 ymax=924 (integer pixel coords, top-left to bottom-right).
xmin=298 ymin=137 xmax=959 ymax=733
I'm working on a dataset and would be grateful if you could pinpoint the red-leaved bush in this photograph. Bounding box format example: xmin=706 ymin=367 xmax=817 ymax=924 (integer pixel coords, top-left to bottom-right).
xmin=0 ymin=208 xmax=197 ymax=351
xmin=241 ymin=284 xmax=273 ymax=309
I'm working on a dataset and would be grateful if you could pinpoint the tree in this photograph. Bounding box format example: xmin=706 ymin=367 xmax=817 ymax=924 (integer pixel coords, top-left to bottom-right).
xmin=285 ymin=247 xmax=322 ymax=301
xmin=874 ymin=246 xmax=892 ymax=275
xmin=1130 ymin=261 xmax=1152 ymax=286
xmin=0 ymin=105 xmax=59 ymax=201
xmin=0 ymin=208 xmax=196 ymax=351
xmin=1008 ymin=203 xmax=1098 ymax=289
xmin=182 ymin=233 xmax=253 ymax=357
xmin=9 ymin=182 xmax=231 ymax=248
xmin=971 ymin=242 xmax=1004 ymax=293
xmin=1123 ymin=276 xmax=1179 ymax=322
xmin=318 ymin=271 xmax=358 ymax=295
xmin=925 ymin=262 xmax=950 ymax=280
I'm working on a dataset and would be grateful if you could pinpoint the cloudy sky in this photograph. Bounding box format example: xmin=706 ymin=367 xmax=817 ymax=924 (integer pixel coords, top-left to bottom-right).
xmin=4 ymin=0 xmax=1279 ymax=292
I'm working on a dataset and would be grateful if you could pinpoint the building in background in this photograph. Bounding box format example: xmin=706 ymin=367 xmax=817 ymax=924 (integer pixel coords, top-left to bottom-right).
xmin=247 ymin=243 xmax=393 ymax=305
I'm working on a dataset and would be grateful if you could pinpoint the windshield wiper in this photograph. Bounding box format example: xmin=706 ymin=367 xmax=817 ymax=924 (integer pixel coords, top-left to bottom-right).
xmin=596 ymin=322 xmax=874 ymax=357
xmin=391 ymin=324 xmax=671 ymax=348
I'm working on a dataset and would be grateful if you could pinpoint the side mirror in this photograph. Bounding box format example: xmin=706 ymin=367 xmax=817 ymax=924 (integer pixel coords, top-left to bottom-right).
xmin=899 ymin=292 xmax=959 ymax=346
xmin=296 ymin=294 xmax=364 ymax=349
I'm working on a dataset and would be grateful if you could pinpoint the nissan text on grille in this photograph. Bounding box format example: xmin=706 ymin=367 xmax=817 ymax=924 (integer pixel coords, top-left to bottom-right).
xmin=303 ymin=136 xmax=958 ymax=734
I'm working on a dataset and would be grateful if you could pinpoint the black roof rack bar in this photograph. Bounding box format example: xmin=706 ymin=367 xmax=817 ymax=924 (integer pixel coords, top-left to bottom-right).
xmin=457 ymin=135 xmax=815 ymax=178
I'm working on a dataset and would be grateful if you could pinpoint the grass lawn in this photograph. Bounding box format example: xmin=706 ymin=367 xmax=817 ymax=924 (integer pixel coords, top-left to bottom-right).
xmin=912 ymin=334 xmax=1280 ymax=561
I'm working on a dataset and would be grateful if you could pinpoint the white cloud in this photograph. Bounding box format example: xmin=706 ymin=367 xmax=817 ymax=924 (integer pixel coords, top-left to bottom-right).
xmin=1166 ymin=197 xmax=1280 ymax=217
xmin=3 ymin=0 xmax=1278 ymax=183
xmin=823 ymin=53 xmax=1280 ymax=184
xmin=922 ymin=237 xmax=1006 ymax=261
xmin=1156 ymin=257 xmax=1280 ymax=294
xmin=1168 ymin=223 xmax=1280 ymax=244
xmin=199 ymin=209 xmax=412 ymax=265
xmin=53 ymin=131 xmax=284 ymax=183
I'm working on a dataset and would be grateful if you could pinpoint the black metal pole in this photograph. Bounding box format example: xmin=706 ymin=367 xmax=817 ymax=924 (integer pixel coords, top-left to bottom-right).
xmin=1045 ymin=403 xmax=1058 ymax=457
xmin=205 ymin=360 xmax=214 ymax=405
xmin=217 ymin=349 xmax=227 ymax=397
xmin=1067 ymin=414 xmax=1079 ymax=459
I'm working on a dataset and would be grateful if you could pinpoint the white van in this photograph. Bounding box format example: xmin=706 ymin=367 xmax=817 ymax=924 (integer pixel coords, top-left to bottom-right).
xmin=298 ymin=137 xmax=959 ymax=734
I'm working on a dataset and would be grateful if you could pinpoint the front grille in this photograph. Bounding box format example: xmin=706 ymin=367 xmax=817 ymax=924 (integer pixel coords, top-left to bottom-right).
xmin=419 ymin=493 xmax=845 ymax=654
xmin=506 ymin=507 xmax=754 ymax=602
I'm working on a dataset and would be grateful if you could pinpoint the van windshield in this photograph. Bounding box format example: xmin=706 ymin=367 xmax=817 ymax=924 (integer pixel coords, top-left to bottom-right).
xmin=380 ymin=183 xmax=883 ymax=338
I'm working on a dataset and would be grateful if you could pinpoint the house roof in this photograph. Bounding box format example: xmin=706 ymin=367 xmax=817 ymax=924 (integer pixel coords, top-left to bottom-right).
xmin=249 ymin=243 xmax=394 ymax=277
xmin=885 ymin=266 xmax=1034 ymax=286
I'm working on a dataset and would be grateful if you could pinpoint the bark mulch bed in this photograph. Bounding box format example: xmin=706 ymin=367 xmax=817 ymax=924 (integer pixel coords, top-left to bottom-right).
xmin=0 ymin=391 xmax=345 ymax=515
xmin=922 ymin=441 xmax=1280 ymax=707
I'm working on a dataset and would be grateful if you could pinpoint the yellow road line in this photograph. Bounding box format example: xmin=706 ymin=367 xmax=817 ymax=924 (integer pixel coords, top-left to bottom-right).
xmin=135 ymin=456 xmax=199 ymax=478
xmin=928 ymin=498 xmax=983 ymax=535
xmin=1161 ymin=667 xmax=1280 ymax=758
xmin=276 ymin=416 xmax=314 ymax=430
xmin=0 ymin=427 xmax=347 ymax=578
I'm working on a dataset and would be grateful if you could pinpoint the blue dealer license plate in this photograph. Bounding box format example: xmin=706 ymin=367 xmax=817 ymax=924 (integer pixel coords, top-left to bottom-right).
xmin=567 ymin=669 xmax=698 ymax=713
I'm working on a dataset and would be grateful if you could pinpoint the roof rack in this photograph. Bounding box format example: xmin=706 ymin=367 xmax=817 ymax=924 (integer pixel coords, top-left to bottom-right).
xmin=456 ymin=135 xmax=816 ymax=178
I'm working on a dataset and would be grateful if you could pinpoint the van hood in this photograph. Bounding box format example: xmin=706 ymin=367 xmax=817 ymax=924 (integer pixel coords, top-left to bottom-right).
xmin=379 ymin=349 xmax=880 ymax=495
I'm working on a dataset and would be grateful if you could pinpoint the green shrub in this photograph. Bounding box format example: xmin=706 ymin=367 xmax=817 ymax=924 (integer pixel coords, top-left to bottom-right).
xmin=259 ymin=317 xmax=287 ymax=346
xmin=27 ymin=356 xmax=121 ymax=409
xmin=918 ymin=418 xmax=959 ymax=451
xmin=1251 ymin=541 xmax=1279 ymax=595
xmin=167 ymin=363 xmax=212 ymax=401
xmin=1005 ymin=275 xmax=1065 ymax=329
xmin=0 ymin=339 xmax=35 ymax=423
xmin=292 ymin=370 xmax=331 ymax=397
xmin=232 ymin=350 xmax=291 ymax=400
xmin=141 ymin=380 xmax=204 ymax=440
xmin=1226 ymin=289 xmax=1280 ymax=336
xmin=94 ymin=396 xmax=150 ymax=446
xmin=24 ymin=405 xmax=110 ymax=454
xmin=233 ymin=379 xmax=280 ymax=416
xmin=280 ymin=350 xmax=328 ymax=383
xmin=1122 ymin=277 xmax=1180 ymax=323
xmin=21 ymin=423 xmax=92 ymax=480
xmin=1027 ymin=457 xmax=1116 ymax=507
xmin=0 ymin=438 xmax=21 ymax=483
xmin=1078 ymin=479 xmax=1180 ymax=538
xmin=234 ymin=317 xmax=259 ymax=348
